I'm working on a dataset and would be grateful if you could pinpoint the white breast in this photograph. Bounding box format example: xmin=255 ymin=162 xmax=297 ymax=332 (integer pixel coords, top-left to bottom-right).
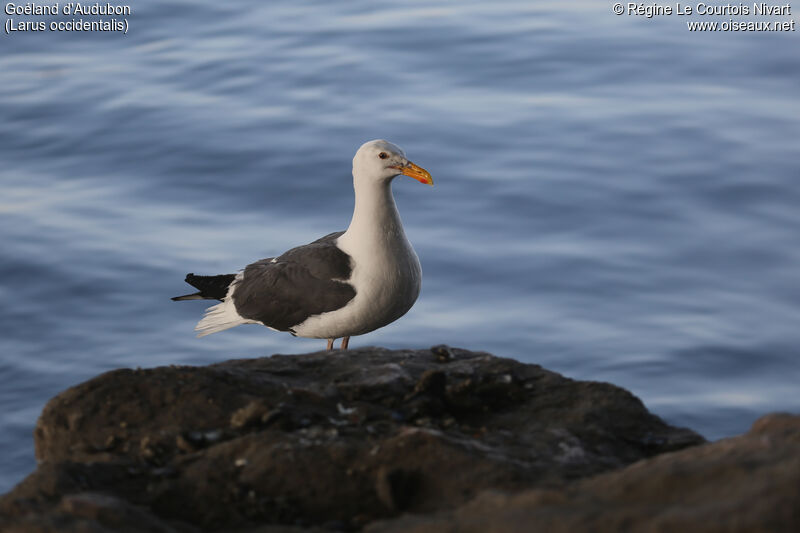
xmin=290 ymin=231 xmax=421 ymax=339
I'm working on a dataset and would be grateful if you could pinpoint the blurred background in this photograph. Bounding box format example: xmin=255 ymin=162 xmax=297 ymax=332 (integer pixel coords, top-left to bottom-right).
xmin=1 ymin=0 xmax=799 ymax=492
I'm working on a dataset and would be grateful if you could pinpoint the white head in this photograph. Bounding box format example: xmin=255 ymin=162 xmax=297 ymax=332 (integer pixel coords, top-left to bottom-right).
xmin=352 ymin=139 xmax=433 ymax=186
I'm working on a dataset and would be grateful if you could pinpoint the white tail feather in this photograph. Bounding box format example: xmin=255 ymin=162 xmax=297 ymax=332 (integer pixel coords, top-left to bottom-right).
xmin=193 ymin=272 xmax=257 ymax=337
xmin=195 ymin=295 xmax=256 ymax=337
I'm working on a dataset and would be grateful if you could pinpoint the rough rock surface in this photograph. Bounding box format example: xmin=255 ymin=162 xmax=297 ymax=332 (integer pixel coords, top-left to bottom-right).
xmin=7 ymin=345 xmax=788 ymax=532
xmin=368 ymin=413 xmax=800 ymax=533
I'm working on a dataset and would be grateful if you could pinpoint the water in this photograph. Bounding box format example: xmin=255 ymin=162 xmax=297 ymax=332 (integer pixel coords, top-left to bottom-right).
xmin=1 ymin=0 xmax=799 ymax=493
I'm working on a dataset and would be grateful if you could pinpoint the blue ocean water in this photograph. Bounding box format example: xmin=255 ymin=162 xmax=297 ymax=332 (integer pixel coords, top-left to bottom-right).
xmin=1 ymin=1 xmax=799 ymax=493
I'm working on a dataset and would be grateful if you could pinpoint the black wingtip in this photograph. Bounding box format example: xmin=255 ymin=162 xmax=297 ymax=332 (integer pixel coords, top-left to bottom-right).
xmin=172 ymin=292 xmax=205 ymax=301
xmin=179 ymin=273 xmax=236 ymax=301
xmin=173 ymin=273 xmax=200 ymax=300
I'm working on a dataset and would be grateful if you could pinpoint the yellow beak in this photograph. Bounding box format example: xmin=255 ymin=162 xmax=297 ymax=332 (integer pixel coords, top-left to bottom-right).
xmin=395 ymin=161 xmax=433 ymax=186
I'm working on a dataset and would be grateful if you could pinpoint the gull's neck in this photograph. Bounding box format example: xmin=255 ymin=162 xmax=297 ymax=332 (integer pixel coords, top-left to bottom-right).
xmin=340 ymin=177 xmax=406 ymax=250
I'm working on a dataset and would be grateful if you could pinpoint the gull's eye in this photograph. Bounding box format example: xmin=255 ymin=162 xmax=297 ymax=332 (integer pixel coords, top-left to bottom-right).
xmin=378 ymin=152 xmax=388 ymax=159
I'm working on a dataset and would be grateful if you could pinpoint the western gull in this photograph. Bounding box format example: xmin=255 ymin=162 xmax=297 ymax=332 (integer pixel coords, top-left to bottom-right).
xmin=172 ymin=139 xmax=433 ymax=350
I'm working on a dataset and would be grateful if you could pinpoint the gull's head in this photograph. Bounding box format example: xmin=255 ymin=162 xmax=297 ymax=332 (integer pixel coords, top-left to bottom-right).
xmin=352 ymin=139 xmax=433 ymax=186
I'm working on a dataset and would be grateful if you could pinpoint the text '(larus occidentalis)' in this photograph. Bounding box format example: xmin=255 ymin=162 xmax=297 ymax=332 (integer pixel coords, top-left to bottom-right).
xmin=172 ymin=140 xmax=433 ymax=350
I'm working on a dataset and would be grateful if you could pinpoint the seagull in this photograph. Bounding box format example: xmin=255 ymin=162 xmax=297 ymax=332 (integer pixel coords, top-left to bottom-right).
xmin=172 ymin=139 xmax=433 ymax=350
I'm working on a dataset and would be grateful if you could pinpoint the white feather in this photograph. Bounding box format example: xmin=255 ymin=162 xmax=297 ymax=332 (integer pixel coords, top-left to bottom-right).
xmin=194 ymin=273 xmax=257 ymax=337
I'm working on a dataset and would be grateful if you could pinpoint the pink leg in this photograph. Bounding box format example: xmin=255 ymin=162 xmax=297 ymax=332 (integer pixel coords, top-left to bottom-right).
xmin=340 ymin=337 xmax=350 ymax=350
xmin=326 ymin=338 xmax=335 ymax=351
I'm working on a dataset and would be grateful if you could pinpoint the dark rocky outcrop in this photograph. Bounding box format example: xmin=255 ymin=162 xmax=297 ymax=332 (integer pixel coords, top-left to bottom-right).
xmin=367 ymin=412 xmax=800 ymax=533
xmin=0 ymin=346 xmax=793 ymax=532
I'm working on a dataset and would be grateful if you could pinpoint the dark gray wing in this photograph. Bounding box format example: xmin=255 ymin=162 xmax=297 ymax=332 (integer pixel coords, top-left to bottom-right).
xmin=231 ymin=231 xmax=355 ymax=332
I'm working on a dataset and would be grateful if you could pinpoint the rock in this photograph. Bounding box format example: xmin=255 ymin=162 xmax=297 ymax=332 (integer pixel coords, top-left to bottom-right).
xmin=230 ymin=399 xmax=273 ymax=430
xmin=57 ymin=492 xmax=177 ymax=533
xmin=367 ymin=413 xmax=800 ymax=533
xmin=1 ymin=346 xmax=708 ymax=532
xmin=374 ymin=465 xmax=419 ymax=512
